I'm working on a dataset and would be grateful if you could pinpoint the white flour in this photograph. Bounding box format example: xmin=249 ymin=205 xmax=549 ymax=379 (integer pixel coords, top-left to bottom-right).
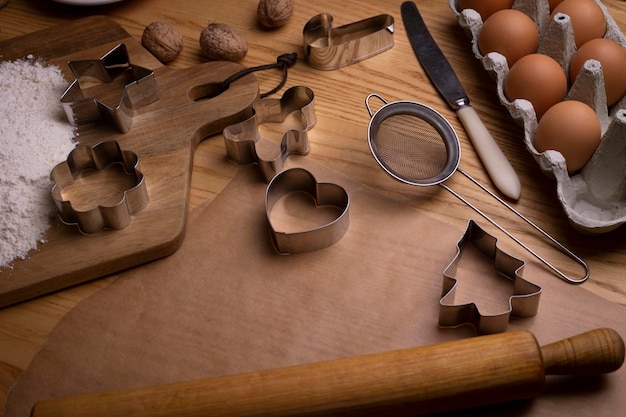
xmin=0 ymin=56 xmax=76 ymax=268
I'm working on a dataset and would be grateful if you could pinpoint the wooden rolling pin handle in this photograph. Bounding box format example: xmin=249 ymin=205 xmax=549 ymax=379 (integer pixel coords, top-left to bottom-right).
xmin=31 ymin=329 xmax=624 ymax=417
xmin=541 ymin=327 xmax=625 ymax=375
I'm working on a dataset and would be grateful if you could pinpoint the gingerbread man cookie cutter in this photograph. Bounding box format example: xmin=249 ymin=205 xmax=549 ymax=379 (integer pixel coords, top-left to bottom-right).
xmin=223 ymin=85 xmax=316 ymax=182
xmin=60 ymin=43 xmax=159 ymax=133
xmin=265 ymin=168 xmax=350 ymax=255
xmin=50 ymin=140 xmax=149 ymax=234
xmin=439 ymin=220 xmax=542 ymax=335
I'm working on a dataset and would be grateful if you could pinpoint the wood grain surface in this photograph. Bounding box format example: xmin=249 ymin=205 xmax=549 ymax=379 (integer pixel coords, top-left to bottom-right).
xmin=1 ymin=0 xmax=626 ymax=415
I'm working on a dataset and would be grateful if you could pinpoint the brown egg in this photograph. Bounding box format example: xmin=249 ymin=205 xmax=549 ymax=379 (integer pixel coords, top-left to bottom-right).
xmin=548 ymin=0 xmax=564 ymax=11
xmin=550 ymin=0 xmax=606 ymax=47
xmin=570 ymin=38 xmax=626 ymax=107
xmin=534 ymin=100 xmax=602 ymax=172
xmin=504 ymin=54 xmax=568 ymax=119
xmin=478 ymin=9 xmax=539 ymax=66
xmin=458 ymin=0 xmax=514 ymax=21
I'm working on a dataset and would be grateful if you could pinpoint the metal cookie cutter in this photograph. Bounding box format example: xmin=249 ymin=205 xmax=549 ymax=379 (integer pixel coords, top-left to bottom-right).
xmin=265 ymin=168 xmax=350 ymax=255
xmin=303 ymin=13 xmax=394 ymax=70
xmin=50 ymin=140 xmax=149 ymax=234
xmin=439 ymin=220 xmax=542 ymax=335
xmin=223 ymin=85 xmax=316 ymax=182
xmin=60 ymin=43 xmax=159 ymax=133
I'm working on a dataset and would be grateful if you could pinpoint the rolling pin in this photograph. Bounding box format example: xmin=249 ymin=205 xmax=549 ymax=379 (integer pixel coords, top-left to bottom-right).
xmin=31 ymin=328 xmax=624 ymax=417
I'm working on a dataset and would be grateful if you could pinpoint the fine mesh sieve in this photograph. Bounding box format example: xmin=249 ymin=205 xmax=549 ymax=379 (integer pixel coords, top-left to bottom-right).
xmin=365 ymin=94 xmax=589 ymax=284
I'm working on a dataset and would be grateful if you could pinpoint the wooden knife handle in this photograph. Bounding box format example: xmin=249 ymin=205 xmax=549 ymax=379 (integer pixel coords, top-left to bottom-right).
xmin=31 ymin=328 xmax=624 ymax=417
xmin=457 ymin=105 xmax=522 ymax=200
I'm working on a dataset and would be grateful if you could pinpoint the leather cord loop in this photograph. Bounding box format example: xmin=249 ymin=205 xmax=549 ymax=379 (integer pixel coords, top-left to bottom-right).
xmin=221 ymin=52 xmax=298 ymax=98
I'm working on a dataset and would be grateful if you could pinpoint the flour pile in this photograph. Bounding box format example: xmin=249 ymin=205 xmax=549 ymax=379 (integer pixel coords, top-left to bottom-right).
xmin=0 ymin=56 xmax=76 ymax=268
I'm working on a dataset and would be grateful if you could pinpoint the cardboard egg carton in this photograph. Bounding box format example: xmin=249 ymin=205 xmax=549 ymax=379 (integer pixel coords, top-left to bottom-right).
xmin=449 ymin=0 xmax=626 ymax=234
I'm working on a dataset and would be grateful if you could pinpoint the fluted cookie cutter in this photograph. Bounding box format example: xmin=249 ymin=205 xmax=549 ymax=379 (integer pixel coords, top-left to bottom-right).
xmin=303 ymin=13 xmax=394 ymax=70
xmin=50 ymin=140 xmax=149 ymax=234
xmin=265 ymin=168 xmax=350 ymax=255
xmin=60 ymin=43 xmax=159 ymax=133
xmin=439 ymin=220 xmax=542 ymax=335
xmin=223 ymin=85 xmax=316 ymax=181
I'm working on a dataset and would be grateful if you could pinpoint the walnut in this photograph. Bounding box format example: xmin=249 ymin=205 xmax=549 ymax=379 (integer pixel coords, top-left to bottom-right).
xmin=199 ymin=23 xmax=248 ymax=62
xmin=257 ymin=0 xmax=294 ymax=28
xmin=142 ymin=22 xmax=184 ymax=63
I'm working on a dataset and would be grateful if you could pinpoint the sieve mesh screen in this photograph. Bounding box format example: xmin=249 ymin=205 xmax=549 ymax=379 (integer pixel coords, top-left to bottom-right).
xmin=373 ymin=113 xmax=449 ymax=182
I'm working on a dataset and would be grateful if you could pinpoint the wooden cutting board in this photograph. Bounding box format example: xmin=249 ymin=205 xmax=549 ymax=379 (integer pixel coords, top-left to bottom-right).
xmin=0 ymin=16 xmax=259 ymax=308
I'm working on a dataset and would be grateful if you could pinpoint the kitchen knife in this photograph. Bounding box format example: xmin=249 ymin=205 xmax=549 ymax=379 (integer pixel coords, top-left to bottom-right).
xmin=401 ymin=1 xmax=521 ymax=200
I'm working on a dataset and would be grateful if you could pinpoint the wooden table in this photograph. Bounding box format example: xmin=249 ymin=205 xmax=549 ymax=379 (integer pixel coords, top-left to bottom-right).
xmin=1 ymin=0 xmax=625 ymax=414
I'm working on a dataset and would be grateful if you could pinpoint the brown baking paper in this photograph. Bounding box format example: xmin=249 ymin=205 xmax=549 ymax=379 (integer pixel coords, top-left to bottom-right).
xmin=4 ymin=157 xmax=626 ymax=417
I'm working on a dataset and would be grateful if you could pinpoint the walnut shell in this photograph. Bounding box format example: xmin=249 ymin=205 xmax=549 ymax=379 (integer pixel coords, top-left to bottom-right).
xmin=142 ymin=22 xmax=184 ymax=63
xmin=199 ymin=23 xmax=248 ymax=62
xmin=257 ymin=0 xmax=294 ymax=28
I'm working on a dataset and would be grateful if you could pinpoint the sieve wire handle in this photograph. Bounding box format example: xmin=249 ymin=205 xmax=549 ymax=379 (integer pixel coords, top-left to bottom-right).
xmin=456 ymin=106 xmax=522 ymax=201
xmin=366 ymin=93 xmax=388 ymax=117
xmin=442 ymin=171 xmax=590 ymax=284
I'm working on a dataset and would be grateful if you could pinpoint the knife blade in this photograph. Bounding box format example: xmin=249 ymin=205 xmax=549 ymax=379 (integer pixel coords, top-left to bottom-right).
xmin=400 ymin=1 xmax=521 ymax=200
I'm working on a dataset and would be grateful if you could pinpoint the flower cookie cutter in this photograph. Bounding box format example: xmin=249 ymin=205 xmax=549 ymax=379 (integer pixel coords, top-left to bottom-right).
xmin=439 ymin=220 xmax=542 ymax=335
xmin=223 ymin=85 xmax=316 ymax=181
xmin=303 ymin=13 xmax=395 ymax=70
xmin=60 ymin=43 xmax=159 ymax=133
xmin=50 ymin=140 xmax=149 ymax=234
xmin=265 ymin=168 xmax=350 ymax=255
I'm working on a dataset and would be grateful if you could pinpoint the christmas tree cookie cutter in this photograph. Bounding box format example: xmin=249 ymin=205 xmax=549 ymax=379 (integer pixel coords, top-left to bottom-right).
xmin=439 ymin=220 xmax=542 ymax=335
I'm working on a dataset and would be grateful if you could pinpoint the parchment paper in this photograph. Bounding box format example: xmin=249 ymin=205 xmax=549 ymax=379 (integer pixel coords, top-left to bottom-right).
xmin=5 ymin=158 xmax=626 ymax=417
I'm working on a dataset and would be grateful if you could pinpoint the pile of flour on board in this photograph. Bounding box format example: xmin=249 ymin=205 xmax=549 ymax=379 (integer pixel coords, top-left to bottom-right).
xmin=0 ymin=55 xmax=76 ymax=268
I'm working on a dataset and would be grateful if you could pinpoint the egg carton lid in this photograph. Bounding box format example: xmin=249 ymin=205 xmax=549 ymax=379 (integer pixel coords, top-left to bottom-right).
xmin=449 ymin=0 xmax=626 ymax=234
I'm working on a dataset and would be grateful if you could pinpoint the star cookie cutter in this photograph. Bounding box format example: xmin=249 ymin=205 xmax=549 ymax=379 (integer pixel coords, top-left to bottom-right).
xmin=439 ymin=220 xmax=542 ymax=335
xmin=223 ymin=85 xmax=316 ymax=182
xmin=50 ymin=140 xmax=149 ymax=234
xmin=303 ymin=13 xmax=394 ymax=70
xmin=265 ymin=168 xmax=349 ymax=255
xmin=60 ymin=43 xmax=159 ymax=133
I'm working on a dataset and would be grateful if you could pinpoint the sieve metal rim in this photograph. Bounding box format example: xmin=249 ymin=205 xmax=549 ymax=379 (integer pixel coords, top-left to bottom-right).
xmin=366 ymin=98 xmax=461 ymax=186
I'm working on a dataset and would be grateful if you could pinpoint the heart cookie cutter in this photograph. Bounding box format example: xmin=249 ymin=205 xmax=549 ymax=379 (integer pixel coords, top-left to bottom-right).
xmin=303 ymin=13 xmax=395 ymax=70
xmin=265 ymin=168 xmax=350 ymax=255
xmin=50 ymin=140 xmax=149 ymax=234
xmin=60 ymin=43 xmax=159 ymax=133
xmin=439 ymin=220 xmax=542 ymax=335
xmin=223 ymin=85 xmax=316 ymax=182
